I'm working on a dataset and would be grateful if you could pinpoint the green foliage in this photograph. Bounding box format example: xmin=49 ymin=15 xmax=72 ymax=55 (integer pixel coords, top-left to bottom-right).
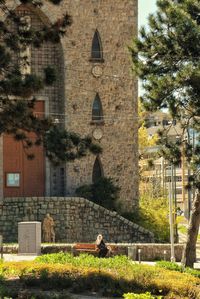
xmin=184 ymin=267 xmax=200 ymax=278
xmin=131 ymin=0 xmax=200 ymax=268
xmin=44 ymin=66 xmax=56 ymax=85
xmin=76 ymin=177 xmax=120 ymax=210
xmin=0 ymin=45 xmax=11 ymax=69
xmin=1 ymin=72 xmax=43 ymax=97
xmin=36 ymin=252 xmax=132 ymax=270
xmin=156 ymin=261 xmax=182 ymax=272
xmin=139 ymin=195 xmax=170 ymax=242
xmin=1 ymin=255 xmax=200 ymax=298
xmin=156 ymin=261 xmax=200 ymax=278
xmin=75 ymin=184 xmax=93 ymax=201
xmin=123 ymin=193 xmax=170 ymax=243
xmin=44 ymin=127 xmax=102 ymax=165
xmin=123 ymin=292 xmax=162 ymax=299
xmin=131 ymin=0 xmax=200 ymax=188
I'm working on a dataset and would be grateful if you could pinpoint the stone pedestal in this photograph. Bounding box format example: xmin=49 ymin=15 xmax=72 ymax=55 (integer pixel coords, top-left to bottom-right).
xmin=18 ymin=222 xmax=41 ymax=255
xmin=128 ymin=245 xmax=137 ymax=261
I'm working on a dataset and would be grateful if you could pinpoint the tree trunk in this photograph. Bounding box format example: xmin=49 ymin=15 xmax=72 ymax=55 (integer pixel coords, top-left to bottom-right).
xmin=182 ymin=192 xmax=200 ymax=268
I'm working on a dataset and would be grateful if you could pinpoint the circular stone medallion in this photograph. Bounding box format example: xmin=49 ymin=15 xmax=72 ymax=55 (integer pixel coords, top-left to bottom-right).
xmin=93 ymin=128 xmax=103 ymax=140
xmin=92 ymin=65 xmax=103 ymax=78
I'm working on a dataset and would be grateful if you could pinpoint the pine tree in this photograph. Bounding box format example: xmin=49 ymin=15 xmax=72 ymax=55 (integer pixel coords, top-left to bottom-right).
xmin=131 ymin=0 xmax=200 ymax=267
xmin=0 ymin=0 xmax=101 ymax=164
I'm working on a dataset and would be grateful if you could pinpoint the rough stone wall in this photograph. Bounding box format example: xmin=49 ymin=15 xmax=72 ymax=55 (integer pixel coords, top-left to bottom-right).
xmin=0 ymin=137 xmax=2 ymax=199
xmin=0 ymin=197 xmax=153 ymax=243
xmin=64 ymin=0 xmax=139 ymax=212
xmin=0 ymin=1 xmax=138 ymax=212
xmin=39 ymin=0 xmax=139 ymax=211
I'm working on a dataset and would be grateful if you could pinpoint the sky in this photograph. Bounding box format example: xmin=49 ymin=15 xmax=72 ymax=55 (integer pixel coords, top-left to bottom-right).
xmin=138 ymin=0 xmax=157 ymax=28
xmin=138 ymin=0 xmax=157 ymax=95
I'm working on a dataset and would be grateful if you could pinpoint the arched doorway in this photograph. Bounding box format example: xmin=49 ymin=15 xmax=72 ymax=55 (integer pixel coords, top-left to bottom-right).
xmin=3 ymin=4 xmax=65 ymax=197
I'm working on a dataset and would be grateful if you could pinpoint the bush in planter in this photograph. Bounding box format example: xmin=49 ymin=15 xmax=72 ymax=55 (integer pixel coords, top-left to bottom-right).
xmin=76 ymin=177 xmax=120 ymax=210
xmin=156 ymin=261 xmax=200 ymax=278
xmin=1 ymin=259 xmax=200 ymax=298
xmin=123 ymin=293 xmax=162 ymax=299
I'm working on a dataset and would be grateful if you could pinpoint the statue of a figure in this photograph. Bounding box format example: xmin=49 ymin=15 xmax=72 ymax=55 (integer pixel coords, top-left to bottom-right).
xmin=42 ymin=213 xmax=55 ymax=243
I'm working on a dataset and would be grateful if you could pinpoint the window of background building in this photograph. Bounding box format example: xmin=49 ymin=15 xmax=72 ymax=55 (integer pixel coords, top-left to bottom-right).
xmin=6 ymin=173 xmax=20 ymax=187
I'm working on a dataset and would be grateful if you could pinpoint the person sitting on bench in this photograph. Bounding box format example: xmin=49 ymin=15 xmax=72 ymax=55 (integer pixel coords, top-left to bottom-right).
xmin=96 ymin=234 xmax=110 ymax=258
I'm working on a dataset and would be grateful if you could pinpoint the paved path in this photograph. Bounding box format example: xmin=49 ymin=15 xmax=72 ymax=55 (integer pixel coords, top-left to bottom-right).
xmin=2 ymin=254 xmax=38 ymax=262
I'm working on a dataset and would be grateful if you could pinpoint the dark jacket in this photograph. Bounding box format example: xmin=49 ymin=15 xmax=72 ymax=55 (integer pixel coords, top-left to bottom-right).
xmin=97 ymin=240 xmax=108 ymax=257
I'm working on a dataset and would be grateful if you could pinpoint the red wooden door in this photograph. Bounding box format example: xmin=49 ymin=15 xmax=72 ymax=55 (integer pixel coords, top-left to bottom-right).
xmin=3 ymin=101 xmax=45 ymax=197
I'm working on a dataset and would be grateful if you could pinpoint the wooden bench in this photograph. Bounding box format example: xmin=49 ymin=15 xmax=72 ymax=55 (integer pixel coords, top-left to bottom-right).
xmin=73 ymin=243 xmax=98 ymax=255
xmin=73 ymin=243 xmax=118 ymax=256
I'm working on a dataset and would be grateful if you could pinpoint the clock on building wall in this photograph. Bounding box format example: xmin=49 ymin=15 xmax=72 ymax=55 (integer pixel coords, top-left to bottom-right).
xmin=92 ymin=128 xmax=103 ymax=140
xmin=91 ymin=65 xmax=103 ymax=78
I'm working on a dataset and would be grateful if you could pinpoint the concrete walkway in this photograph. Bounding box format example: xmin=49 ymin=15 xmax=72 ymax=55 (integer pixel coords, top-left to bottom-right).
xmin=2 ymin=254 xmax=38 ymax=262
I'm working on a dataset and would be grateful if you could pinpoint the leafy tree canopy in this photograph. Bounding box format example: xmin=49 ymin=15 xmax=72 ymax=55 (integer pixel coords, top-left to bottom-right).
xmin=138 ymin=100 xmax=158 ymax=154
xmin=131 ymin=0 xmax=200 ymax=188
xmin=0 ymin=0 xmax=101 ymax=164
xmin=131 ymin=0 xmax=200 ymax=268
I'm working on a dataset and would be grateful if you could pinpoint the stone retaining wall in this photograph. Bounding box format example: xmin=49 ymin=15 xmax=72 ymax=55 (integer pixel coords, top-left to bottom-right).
xmin=0 ymin=197 xmax=154 ymax=243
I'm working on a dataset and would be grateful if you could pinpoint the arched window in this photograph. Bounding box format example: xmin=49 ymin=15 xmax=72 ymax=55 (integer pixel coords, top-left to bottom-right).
xmin=92 ymin=157 xmax=103 ymax=183
xmin=91 ymin=30 xmax=103 ymax=60
xmin=92 ymin=93 xmax=103 ymax=121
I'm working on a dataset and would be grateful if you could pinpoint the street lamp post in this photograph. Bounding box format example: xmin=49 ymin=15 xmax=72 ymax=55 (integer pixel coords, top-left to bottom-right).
xmin=169 ymin=165 xmax=175 ymax=262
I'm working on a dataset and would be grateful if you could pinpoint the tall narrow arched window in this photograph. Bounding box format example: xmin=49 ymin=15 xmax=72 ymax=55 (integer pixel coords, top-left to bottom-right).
xmin=91 ymin=30 xmax=103 ymax=60
xmin=92 ymin=93 xmax=103 ymax=121
xmin=92 ymin=157 xmax=103 ymax=183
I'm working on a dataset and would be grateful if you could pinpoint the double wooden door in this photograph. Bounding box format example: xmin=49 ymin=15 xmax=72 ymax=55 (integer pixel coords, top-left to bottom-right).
xmin=3 ymin=101 xmax=45 ymax=197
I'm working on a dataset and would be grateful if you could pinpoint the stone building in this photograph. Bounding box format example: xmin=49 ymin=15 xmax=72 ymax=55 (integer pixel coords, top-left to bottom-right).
xmin=0 ymin=0 xmax=138 ymax=212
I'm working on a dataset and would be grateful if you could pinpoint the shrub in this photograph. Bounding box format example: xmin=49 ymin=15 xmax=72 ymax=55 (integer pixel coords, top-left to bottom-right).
xmin=156 ymin=261 xmax=182 ymax=272
xmin=184 ymin=267 xmax=200 ymax=278
xmin=123 ymin=292 xmax=162 ymax=299
xmin=36 ymin=253 xmax=132 ymax=270
xmin=156 ymin=260 xmax=200 ymax=278
xmin=122 ymin=195 xmax=170 ymax=243
xmin=76 ymin=177 xmax=120 ymax=210
xmin=0 ymin=256 xmax=200 ymax=298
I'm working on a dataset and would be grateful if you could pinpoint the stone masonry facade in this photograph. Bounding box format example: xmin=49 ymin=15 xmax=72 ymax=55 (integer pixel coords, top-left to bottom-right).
xmin=0 ymin=0 xmax=139 ymax=212
xmin=0 ymin=197 xmax=154 ymax=243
